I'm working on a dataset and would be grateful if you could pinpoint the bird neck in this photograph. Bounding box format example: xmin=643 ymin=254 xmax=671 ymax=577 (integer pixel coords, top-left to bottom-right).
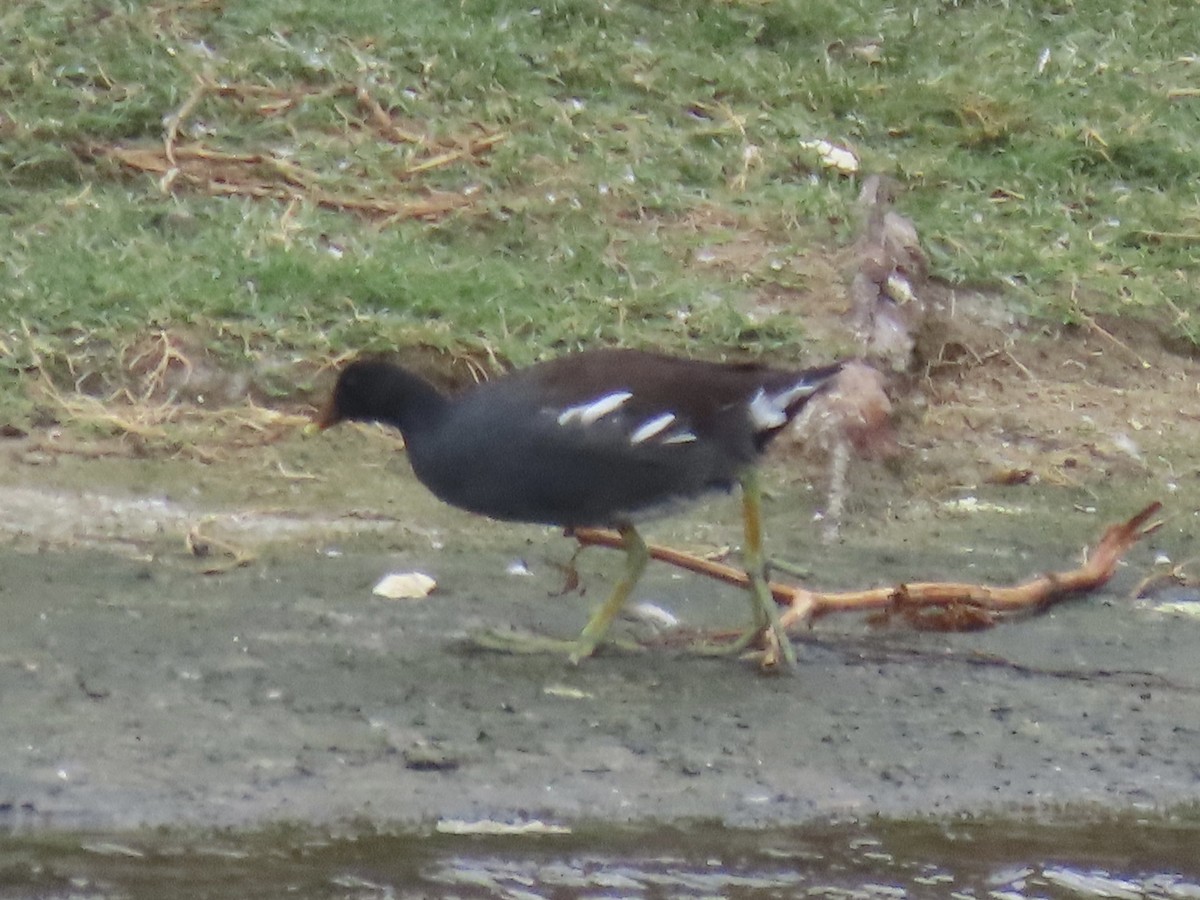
xmin=360 ymin=366 xmax=449 ymax=437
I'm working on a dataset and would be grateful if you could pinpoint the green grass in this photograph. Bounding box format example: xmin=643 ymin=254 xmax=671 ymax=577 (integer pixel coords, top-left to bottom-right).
xmin=3 ymin=0 xmax=1199 ymax=406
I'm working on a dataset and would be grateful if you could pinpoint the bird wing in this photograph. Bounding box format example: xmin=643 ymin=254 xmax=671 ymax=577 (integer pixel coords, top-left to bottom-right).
xmin=414 ymin=380 xmax=730 ymax=526
xmin=408 ymin=350 xmax=838 ymax=527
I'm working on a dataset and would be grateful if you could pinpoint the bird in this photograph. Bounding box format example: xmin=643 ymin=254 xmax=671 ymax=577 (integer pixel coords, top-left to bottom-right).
xmin=315 ymin=348 xmax=842 ymax=669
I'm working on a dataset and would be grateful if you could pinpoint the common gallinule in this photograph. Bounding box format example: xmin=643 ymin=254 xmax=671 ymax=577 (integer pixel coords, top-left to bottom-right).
xmin=316 ymin=348 xmax=841 ymax=669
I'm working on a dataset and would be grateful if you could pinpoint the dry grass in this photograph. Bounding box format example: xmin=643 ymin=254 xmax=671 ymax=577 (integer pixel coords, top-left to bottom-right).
xmin=18 ymin=324 xmax=311 ymax=461
xmin=4 ymin=0 xmax=1200 ymax=496
xmin=92 ymin=78 xmax=504 ymax=223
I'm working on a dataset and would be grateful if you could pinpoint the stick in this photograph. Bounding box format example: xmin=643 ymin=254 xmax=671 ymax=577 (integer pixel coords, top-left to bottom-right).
xmin=570 ymin=501 xmax=1162 ymax=636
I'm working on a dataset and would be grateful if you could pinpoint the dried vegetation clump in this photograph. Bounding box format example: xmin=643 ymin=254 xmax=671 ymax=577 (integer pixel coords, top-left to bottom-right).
xmin=14 ymin=327 xmax=313 ymax=461
xmin=88 ymin=78 xmax=504 ymax=224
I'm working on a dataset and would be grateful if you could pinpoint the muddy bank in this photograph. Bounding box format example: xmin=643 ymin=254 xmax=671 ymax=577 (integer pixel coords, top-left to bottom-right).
xmin=1 ymin=442 xmax=1197 ymax=832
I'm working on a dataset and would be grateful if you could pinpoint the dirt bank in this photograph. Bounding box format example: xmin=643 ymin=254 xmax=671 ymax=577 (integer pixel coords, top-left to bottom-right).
xmin=3 ymin=295 xmax=1200 ymax=832
xmin=1 ymin=450 xmax=1196 ymax=831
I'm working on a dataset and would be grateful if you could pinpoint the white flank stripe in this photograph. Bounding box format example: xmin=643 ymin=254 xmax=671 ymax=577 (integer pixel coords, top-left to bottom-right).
xmin=773 ymin=379 xmax=821 ymax=408
xmin=556 ymin=390 xmax=633 ymax=427
xmin=748 ymin=379 xmax=822 ymax=432
xmin=748 ymin=388 xmax=786 ymax=430
xmin=662 ymin=431 xmax=698 ymax=445
xmin=629 ymin=412 xmax=677 ymax=444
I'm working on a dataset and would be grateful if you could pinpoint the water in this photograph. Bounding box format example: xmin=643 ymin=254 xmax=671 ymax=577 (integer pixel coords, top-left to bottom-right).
xmin=4 ymin=816 xmax=1199 ymax=898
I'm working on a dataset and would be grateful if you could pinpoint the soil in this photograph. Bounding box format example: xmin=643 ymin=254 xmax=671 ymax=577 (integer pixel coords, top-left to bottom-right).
xmin=2 ymin=281 xmax=1200 ymax=841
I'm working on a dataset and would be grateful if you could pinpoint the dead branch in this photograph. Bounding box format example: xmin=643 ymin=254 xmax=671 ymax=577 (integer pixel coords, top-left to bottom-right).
xmin=571 ymin=501 xmax=1162 ymax=636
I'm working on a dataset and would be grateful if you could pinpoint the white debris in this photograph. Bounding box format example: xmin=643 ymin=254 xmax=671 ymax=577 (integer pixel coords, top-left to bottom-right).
xmin=627 ymin=602 xmax=680 ymax=631
xmin=799 ymin=139 xmax=859 ymax=175
xmin=941 ymin=497 xmax=1026 ymax=516
xmin=435 ymin=819 xmax=572 ymax=836
xmin=505 ymin=559 xmax=534 ymax=576
xmin=543 ymin=684 xmax=594 ymax=700
xmin=372 ymin=571 xmax=436 ymax=600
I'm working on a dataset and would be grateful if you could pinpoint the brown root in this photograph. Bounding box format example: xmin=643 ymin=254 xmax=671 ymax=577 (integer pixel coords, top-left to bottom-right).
xmin=571 ymin=501 xmax=1162 ymax=642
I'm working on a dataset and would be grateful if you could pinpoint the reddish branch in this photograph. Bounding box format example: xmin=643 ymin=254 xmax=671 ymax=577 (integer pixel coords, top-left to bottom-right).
xmin=572 ymin=501 xmax=1162 ymax=635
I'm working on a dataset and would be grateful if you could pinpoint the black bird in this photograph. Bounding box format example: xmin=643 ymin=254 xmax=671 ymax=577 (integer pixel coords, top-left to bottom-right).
xmin=316 ymin=348 xmax=841 ymax=668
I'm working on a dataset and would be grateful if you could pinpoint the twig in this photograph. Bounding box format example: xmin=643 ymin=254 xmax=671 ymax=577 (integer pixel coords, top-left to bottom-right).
xmin=1131 ymin=229 xmax=1200 ymax=244
xmin=1078 ymin=310 xmax=1151 ymax=369
xmin=186 ymin=522 xmax=257 ymax=574
xmin=571 ymin=501 xmax=1163 ymax=638
xmin=102 ymin=144 xmax=471 ymax=221
xmin=163 ymin=76 xmax=209 ymax=166
xmin=353 ymin=86 xmax=425 ymax=144
xmin=400 ymin=132 xmax=508 ymax=179
xmin=821 ymin=438 xmax=849 ymax=544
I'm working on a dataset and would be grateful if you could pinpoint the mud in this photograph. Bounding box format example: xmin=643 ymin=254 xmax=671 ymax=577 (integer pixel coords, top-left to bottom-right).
xmin=2 ymin=435 xmax=1198 ymax=837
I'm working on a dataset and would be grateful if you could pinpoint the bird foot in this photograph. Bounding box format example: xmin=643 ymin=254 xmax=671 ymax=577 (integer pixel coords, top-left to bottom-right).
xmin=687 ymin=627 xmax=761 ymax=658
xmin=754 ymin=625 xmax=797 ymax=674
xmin=468 ymin=625 xmax=795 ymax=673
xmin=467 ymin=629 xmax=642 ymax=661
xmin=686 ymin=625 xmax=797 ymax=674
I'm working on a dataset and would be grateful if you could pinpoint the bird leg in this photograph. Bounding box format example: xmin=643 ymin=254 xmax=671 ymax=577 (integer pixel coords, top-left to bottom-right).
xmin=570 ymin=523 xmax=648 ymax=664
xmin=467 ymin=524 xmax=648 ymax=661
xmin=736 ymin=468 xmax=798 ymax=672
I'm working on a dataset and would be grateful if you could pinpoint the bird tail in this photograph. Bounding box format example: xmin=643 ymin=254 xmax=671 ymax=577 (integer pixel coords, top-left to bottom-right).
xmin=749 ymin=362 xmax=843 ymax=431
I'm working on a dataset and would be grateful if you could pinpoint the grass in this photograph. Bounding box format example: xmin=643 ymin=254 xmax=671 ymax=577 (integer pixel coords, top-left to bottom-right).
xmin=3 ymin=0 xmax=1199 ymax=419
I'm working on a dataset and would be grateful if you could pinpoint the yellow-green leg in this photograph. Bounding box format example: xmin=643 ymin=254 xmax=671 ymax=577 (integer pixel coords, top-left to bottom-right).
xmin=738 ymin=468 xmax=798 ymax=671
xmin=570 ymin=523 xmax=648 ymax=664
